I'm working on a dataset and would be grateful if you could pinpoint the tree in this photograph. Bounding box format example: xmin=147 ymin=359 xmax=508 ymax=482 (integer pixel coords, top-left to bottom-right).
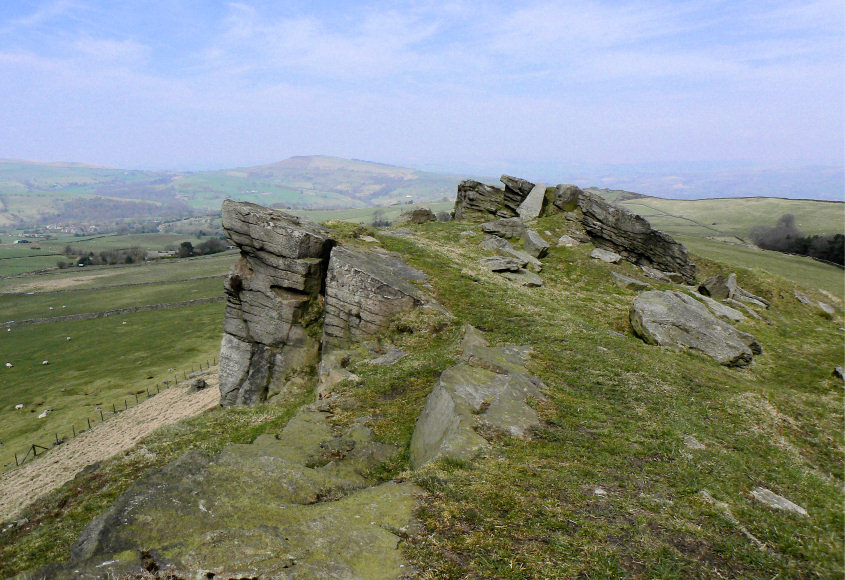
xmin=177 ymin=241 xmax=194 ymax=258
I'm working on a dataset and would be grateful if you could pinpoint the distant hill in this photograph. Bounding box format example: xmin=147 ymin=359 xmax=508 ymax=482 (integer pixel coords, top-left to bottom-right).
xmin=0 ymin=156 xmax=467 ymax=228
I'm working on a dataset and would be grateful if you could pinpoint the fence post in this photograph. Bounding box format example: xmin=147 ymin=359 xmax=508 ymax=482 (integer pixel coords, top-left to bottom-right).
xmin=100 ymin=410 xmax=104 ymax=422
xmin=124 ymin=399 xmax=127 ymax=410
xmin=55 ymin=433 xmax=59 ymax=445
xmin=14 ymin=452 xmax=18 ymax=466
xmin=73 ymin=425 xmax=76 ymax=438
xmin=157 ymin=384 xmax=160 ymax=394
xmin=32 ymin=444 xmax=37 ymax=457
xmin=135 ymin=393 xmax=139 ymax=404
xmin=112 ymin=402 xmax=116 ymax=414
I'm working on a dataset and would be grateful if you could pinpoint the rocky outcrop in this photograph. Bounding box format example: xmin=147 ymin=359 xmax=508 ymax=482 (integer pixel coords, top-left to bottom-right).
xmin=630 ymin=290 xmax=761 ymax=367
xmin=219 ymin=201 xmax=335 ymax=406
xmin=578 ymin=191 xmax=697 ymax=283
xmin=516 ymin=183 xmax=547 ymax=221
xmin=323 ymin=246 xmax=427 ymax=349
xmin=552 ymin=184 xmax=582 ymax=212
xmin=453 ymin=175 xmax=534 ymax=221
xmin=38 ymin=407 xmax=419 ymax=579
xmin=410 ymin=326 xmax=545 ymax=468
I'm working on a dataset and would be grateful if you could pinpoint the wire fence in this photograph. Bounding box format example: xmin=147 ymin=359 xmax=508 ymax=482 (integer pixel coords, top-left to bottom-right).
xmin=3 ymin=355 xmax=218 ymax=473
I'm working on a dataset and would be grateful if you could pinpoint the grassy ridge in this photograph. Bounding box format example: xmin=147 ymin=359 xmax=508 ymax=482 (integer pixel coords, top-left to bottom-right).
xmin=0 ymin=206 xmax=842 ymax=578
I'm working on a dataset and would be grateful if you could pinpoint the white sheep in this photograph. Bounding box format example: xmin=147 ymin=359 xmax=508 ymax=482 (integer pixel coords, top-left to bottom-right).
xmin=61 ymin=305 xmax=66 ymax=309
xmin=122 ymin=321 xmax=127 ymax=325
xmin=15 ymin=404 xmax=23 ymax=411
xmin=37 ymin=410 xmax=50 ymax=419
xmin=6 ymin=328 xmax=9 ymax=332
xmin=49 ymin=306 xmax=54 ymax=311
xmin=42 ymin=360 xmax=49 ymax=365
xmin=66 ymin=336 xmax=71 ymax=341
xmin=4 ymin=362 xmax=11 ymax=368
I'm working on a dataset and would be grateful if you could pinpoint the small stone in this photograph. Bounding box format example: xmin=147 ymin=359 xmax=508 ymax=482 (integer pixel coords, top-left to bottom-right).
xmin=833 ymin=366 xmax=844 ymax=381
xmin=593 ymin=487 xmax=607 ymax=497
xmin=357 ymin=235 xmax=379 ymax=243
xmin=641 ymin=265 xmax=671 ymax=283
xmin=590 ymin=248 xmax=622 ymax=263
xmin=817 ymin=301 xmax=835 ymax=316
xmin=793 ymin=290 xmax=812 ymax=304
xmin=557 ymin=234 xmax=578 ymax=247
xmin=501 ymin=269 xmax=543 ymax=287
xmin=459 ymin=230 xmax=476 ymax=237
xmin=750 ymin=487 xmax=808 ymax=516
xmin=683 ymin=435 xmax=706 ymax=450
xmin=368 ymin=349 xmax=407 ymax=366
xmin=611 ymin=271 xmax=650 ymax=290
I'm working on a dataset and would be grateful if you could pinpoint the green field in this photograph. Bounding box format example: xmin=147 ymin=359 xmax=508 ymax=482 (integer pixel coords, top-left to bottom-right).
xmin=621 ymin=196 xmax=844 ymax=239
xmin=0 ymin=247 xmax=236 ymax=470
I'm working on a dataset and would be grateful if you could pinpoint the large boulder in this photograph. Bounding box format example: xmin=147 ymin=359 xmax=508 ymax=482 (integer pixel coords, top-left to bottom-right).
xmin=577 ymin=191 xmax=696 ymax=283
xmin=516 ymin=183 xmax=547 ymax=221
xmin=398 ymin=207 xmax=436 ymax=224
xmin=630 ymin=290 xmax=761 ymax=367
xmin=410 ymin=327 xmax=544 ymax=468
xmin=219 ymin=201 xmax=335 ymax=406
xmin=323 ymin=246 xmax=427 ymax=348
xmin=552 ymin=184 xmax=582 ymax=212
xmin=522 ymin=229 xmax=550 ymax=258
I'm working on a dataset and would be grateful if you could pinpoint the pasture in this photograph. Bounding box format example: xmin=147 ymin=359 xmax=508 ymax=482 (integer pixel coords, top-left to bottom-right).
xmin=0 ymin=249 xmax=235 ymax=471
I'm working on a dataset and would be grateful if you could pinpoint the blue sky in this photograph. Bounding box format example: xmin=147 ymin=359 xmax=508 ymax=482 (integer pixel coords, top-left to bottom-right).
xmin=0 ymin=1 xmax=842 ymax=173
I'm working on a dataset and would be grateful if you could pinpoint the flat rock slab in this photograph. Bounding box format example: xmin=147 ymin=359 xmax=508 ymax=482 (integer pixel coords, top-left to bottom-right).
xmin=501 ymin=269 xmax=543 ymax=287
xmin=591 ymin=247 xmax=622 ymax=263
xmin=37 ymin=409 xmax=417 ymax=579
xmin=751 ymin=487 xmax=808 ymax=516
xmin=368 ymin=348 xmax=407 ymax=366
xmin=479 ymin=256 xmax=524 ymax=272
xmin=410 ymin=327 xmax=544 ymax=469
xmin=630 ymin=290 xmax=761 ymax=367
xmin=693 ymin=292 xmax=745 ymax=322
xmin=611 ymin=271 xmax=651 ymax=290
xmin=481 ymin=217 xmax=526 ymax=239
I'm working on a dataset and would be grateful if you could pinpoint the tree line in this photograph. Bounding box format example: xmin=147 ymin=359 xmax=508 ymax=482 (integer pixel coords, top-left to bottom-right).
xmin=750 ymin=214 xmax=843 ymax=266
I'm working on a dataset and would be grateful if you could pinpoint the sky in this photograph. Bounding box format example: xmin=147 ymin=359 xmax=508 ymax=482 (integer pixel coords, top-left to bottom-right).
xmin=0 ymin=0 xmax=842 ymax=175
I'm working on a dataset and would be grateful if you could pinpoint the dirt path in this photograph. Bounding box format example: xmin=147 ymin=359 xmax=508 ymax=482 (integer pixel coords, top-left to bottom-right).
xmin=0 ymin=371 xmax=221 ymax=522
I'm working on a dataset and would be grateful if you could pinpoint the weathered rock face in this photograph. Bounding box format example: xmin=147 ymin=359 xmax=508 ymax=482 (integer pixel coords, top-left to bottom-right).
xmin=219 ymin=200 xmax=335 ymax=406
xmin=453 ymin=176 xmax=533 ymax=221
xmin=39 ymin=406 xmax=419 ymax=579
xmin=516 ymin=183 xmax=547 ymax=221
xmin=522 ymin=229 xmax=550 ymax=258
xmin=410 ymin=326 xmax=545 ymax=468
xmin=578 ymin=191 xmax=697 ymax=283
xmin=323 ymin=246 xmax=426 ymax=349
xmin=630 ymin=290 xmax=761 ymax=367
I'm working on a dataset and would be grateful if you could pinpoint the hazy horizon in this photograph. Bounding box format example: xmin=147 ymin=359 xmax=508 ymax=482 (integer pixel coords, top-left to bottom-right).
xmin=0 ymin=1 xmax=842 ymax=176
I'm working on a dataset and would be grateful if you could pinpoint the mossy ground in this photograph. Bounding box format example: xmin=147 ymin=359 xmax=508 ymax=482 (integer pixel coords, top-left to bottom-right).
xmin=1 ymin=213 xmax=842 ymax=578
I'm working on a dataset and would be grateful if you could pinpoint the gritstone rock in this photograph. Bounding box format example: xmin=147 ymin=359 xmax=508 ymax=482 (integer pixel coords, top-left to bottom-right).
xmin=522 ymin=229 xmax=550 ymax=258
xmin=219 ymin=200 xmax=335 ymax=406
xmin=501 ymin=269 xmax=543 ymax=287
xmin=750 ymin=487 xmax=808 ymax=516
xmin=590 ymin=248 xmax=622 ymax=263
xmin=641 ymin=265 xmax=672 ymax=283
xmin=692 ymin=292 xmax=745 ymax=322
xmin=817 ymin=301 xmax=835 ymax=316
xmin=699 ymin=273 xmax=769 ymax=308
xmin=398 ymin=208 xmax=436 ymax=224
xmin=611 ymin=271 xmax=651 ymax=291
xmin=479 ymin=236 xmax=542 ymax=272
xmin=557 ymin=234 xmax=579 ymax=247
xmin=481 ymin=217 xmax=527 ymax=239
xmin=479 ymin=256 xmax=525 ymax=272
xmin=322 ymin=246 xmax=426 ymax=349
xmin=630 ymin=290 xmax=761 ymax=367
xmin=46 ymin=408 xmax=419 ymax=579
xmin=553 ymin=184 xmax=582 ymax=212
xmin=833 ymin=366 xmax=844 ymax=381
xmin=577 ymin=191 xmax=696 ymax=283
xmin=410 ymin=326 xmax=545 ymax=468
xmin=516 ymin=183 xmax=547 ymax=221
